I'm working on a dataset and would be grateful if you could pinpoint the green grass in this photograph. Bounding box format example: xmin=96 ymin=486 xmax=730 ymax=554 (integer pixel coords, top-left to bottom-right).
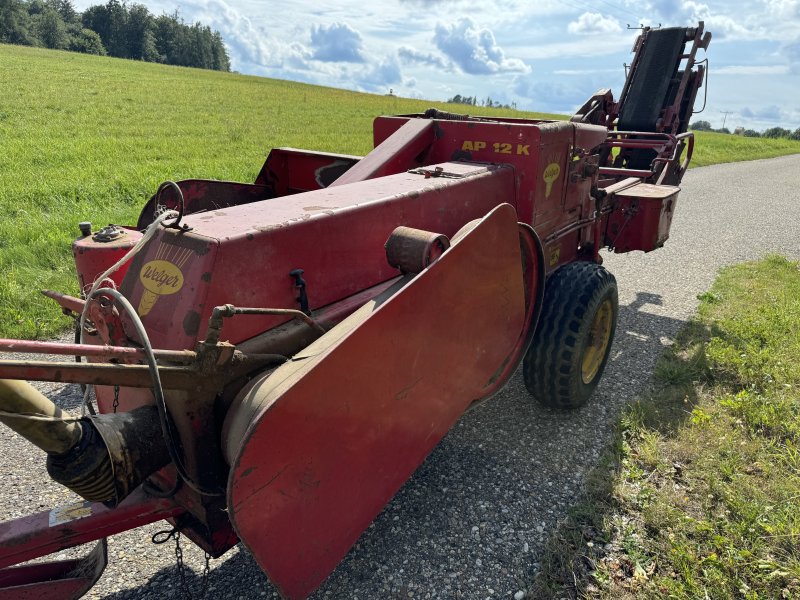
xmin=0 ymin=44 xmax=549 ymax=339
xmin=1 ymin=43 xmax=799 ymax=339
xmin=532 ymin=255 xmax=800 ymax=599
xmin=691 ymin=131 xmax=800 ymax=167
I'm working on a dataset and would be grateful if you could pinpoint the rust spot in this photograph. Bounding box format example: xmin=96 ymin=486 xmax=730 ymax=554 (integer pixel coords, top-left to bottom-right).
xmin=246 ymin=233 xmax=254 ymax=241
xmin=183 ymin=311 xmax=201 ymax=336
xmin=201 ymin=272 xmax=212 ymax=283
xmin=241 ymin=467 xmax=255 ymax=478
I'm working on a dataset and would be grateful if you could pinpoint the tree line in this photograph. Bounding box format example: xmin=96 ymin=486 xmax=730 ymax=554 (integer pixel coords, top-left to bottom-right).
xmin=446 ymin=94 xmax=517 ymax=110
xmin=691 ymin=120 xmax=800 ymax=140
xmin=0 ymin=0 xmax=230 ymax=71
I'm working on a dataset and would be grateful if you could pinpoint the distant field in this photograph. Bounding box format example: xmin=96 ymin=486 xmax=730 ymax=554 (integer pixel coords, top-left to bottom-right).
xmin=0 ymin=44 xmax=548 ymax=339
xmin=1 ymin=44 xmax=799 ymax=339
xmin=691 ymin=130 xmax=800 ymax=167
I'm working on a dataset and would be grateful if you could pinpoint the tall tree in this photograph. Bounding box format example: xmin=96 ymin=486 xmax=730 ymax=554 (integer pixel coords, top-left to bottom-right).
xmin=35 ymin=7 xmax=67 ymax=48
xmin=0 ymin=0 xmax=36 ymax=44
xmin=210 ymin=31 xmax=229 ymax=71
xmin=126 ymin=3 xmax=156 ymax=61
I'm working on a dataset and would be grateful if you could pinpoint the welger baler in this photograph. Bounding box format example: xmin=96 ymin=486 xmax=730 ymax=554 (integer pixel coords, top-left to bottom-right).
xmin=0 ymin=23 xmax=710 ymax=599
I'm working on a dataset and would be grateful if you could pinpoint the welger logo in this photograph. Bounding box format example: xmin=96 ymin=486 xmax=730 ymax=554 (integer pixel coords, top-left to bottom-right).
xmin=140 ymin=261 xmax=183 ymax=291
xmin=138 ymin=260 xmax=184 ymax=316
xmin=137 ymin=244 xmax=191 ymax=316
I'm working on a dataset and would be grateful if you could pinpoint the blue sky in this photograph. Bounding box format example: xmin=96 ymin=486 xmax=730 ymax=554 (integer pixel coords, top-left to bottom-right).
xmin=75 ymin=0 xmax=800 ymax=131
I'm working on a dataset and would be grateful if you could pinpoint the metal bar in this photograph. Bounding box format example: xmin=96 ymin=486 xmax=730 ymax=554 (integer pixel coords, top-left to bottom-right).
xmin=0 ymin=487 xmax=183 ymax=569
xmin=598 ymin=167 xmax=654 ymax=178
xmin=604 ymin=140 xmax=671 ymax=149
xmin=231 ymin=307 xmax=325 ymax=333
xmin=607 ymin=131 xmax=676 ymax=139
xmin=0 ymin=339 xmax=196 ymax=363
xmin=0 ymin=361 xmax=201 ymax=389
xmin=544 ymin=216 xmax=598 ymax=244
xmin=329 ymin=118 xmax=434 ymax=186
xmin=41 ymin=290 xmax=85 ymax=314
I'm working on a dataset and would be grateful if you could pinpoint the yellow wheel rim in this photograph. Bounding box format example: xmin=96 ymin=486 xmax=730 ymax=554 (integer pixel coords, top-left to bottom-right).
xmin=581 ymin=299 xmax=613 ymax=384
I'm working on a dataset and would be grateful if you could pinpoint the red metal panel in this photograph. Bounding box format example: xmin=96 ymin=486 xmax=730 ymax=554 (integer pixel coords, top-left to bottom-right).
xmin=255 ymin=148 xmax=361 ymax=195
xmin=372 ymin=115 xmax=599 ymax=271
xmin=136 ymin=180 xmax=274 ymax=229
xmin=124 ymin=163 xmax=516 ymax=348
xmin=607 ymin=183 xmax=680 ymax=252
xmin=227 ymin=204 xmax=528 ymax=599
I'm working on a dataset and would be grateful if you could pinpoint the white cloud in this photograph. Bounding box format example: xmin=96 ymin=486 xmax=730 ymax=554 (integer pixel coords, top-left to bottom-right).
xmin=310 ymin=22 xmax=366 ymax=63
xmin=356 ymin=55 xmax=403 ymax=91
xmin=784 ymin=40 xmax=800 ymax=73
xmin=715 ymin=65 xmax=790 ymax=75
xmin=740 ymin=105 xmax=786 ymax=121
xmin=433 ymin=18 xmax=531 ymax=75
xmin=553 ymin=68 xmax=621 ymax=75
xmin=398 ymin=46 xmax=451 ymax=70
xmin=567 ymin=13 xmax=622 ymax=35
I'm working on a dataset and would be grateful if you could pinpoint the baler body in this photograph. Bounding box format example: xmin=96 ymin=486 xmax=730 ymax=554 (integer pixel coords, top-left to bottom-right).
xmin=0 ymin=22 xmax=711 ymax=600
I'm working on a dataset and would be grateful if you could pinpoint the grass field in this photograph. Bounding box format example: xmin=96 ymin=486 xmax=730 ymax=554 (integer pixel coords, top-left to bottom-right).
xmin=1 ymin=43 xmax=800 ymax=339
xmin=533 ymin=255 xmax=800 ymax=599
xmin=0 ymin=44 xmax=549 ymax=339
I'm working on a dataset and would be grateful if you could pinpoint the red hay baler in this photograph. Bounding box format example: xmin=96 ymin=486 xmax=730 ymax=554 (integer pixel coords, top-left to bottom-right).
xmin=0 ymin=23 xmax=710 ymax=599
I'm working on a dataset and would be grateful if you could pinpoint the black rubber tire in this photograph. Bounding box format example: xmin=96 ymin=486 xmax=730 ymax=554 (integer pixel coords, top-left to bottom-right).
xmin=523 ymin=262 xmax=618 ymax=409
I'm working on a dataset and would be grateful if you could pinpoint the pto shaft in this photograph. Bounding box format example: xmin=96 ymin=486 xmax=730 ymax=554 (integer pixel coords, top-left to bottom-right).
xmin=0 ymin=378 xmax=169 ymax=505
xmin=0 ymin=379 xmax=82 ymax=454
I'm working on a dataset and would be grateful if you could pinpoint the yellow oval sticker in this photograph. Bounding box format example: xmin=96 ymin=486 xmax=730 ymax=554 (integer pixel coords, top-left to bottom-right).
xmin=139 ymin=260 xmax=184 ymax=295
xmin=543 ymin=162 xmax=561 ymax=197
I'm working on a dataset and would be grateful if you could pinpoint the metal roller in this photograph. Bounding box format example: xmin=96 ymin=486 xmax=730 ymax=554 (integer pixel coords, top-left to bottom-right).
xmin=384 ymin=226 xmax=450 ymax=274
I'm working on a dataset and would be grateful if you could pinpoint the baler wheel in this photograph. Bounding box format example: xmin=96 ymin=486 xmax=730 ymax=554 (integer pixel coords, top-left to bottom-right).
xmin=523 ymin=262 xmax=618 ymax=409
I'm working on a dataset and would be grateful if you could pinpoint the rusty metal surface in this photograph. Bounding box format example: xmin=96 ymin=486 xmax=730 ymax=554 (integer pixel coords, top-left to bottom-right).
xmin=0 ymin=540 xmax=106 ymax=600
xmin=0 ymin=360 xmax=201 ymax=389
xmin=227 ymin=204 xmax=529 ymax=599
xmin=0 ymin=339 xmax=196 ymax=363
xmin=384 ymin=226 xmax=450 ymax=274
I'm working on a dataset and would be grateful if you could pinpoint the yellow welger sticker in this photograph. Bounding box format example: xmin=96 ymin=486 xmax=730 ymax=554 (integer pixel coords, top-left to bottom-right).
xmin=549 ymin=246 xmax=561 ymax=266
xmin=137 ymin=243 xmax=191 ymax=315
xmin=543 ymin=162 xmax=561 ymax=198
xmin=49 ymin=500 xmax=92 ymax=526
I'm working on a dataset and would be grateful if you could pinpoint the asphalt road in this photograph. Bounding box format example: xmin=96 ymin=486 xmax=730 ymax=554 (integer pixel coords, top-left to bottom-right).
xmin=1 ymin=154 xmax=799 ymax=599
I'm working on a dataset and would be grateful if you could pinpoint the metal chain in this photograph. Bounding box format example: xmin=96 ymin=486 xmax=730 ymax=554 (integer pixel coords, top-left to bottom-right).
xmin=112 ymin=384 xmax=120 ymax=413
xmin=174 ymin=532 xmax=193 ymax=600
xmin=152 ymin=527 xmax=211 ymax=600
xmin=201 ymin=551 xmax=211 ymax=598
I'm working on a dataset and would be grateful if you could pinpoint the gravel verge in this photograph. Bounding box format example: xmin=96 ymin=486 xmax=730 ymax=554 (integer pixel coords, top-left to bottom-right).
xmin=1 ymin=154 xmax=799 ymax=599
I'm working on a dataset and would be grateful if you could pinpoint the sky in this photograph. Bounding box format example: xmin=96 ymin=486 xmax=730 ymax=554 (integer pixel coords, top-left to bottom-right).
xmin=74 ymin=0 xmax=800 ymax=132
